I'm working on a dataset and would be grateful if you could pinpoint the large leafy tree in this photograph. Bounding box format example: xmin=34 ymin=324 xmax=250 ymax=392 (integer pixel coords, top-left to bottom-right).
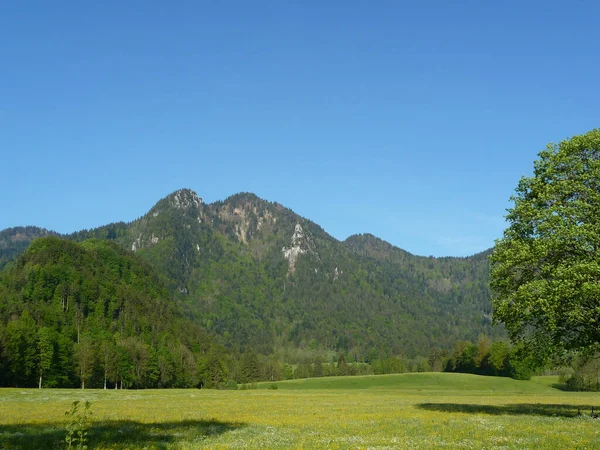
xmin=490 ymin=129 xmax=600 ymax=358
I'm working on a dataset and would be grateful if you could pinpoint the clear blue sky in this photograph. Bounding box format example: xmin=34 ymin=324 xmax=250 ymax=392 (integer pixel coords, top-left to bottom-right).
xmin=1 ymin=1 xmax=599 ymax=256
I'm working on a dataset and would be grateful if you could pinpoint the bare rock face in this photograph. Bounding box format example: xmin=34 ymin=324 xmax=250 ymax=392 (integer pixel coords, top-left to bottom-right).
xmin=132 ymin=234 xmax=142 ymax=252
xmin=215 ymin=198 xmax=277 ymax=244
xmin=171 ymin=189 xmax=203 ymax=210
xmin=282 ymin=223 xmax=310 ymax=273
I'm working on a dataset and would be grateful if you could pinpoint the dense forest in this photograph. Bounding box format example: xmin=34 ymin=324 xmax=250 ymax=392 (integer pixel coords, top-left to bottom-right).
xmin=0 ymin=237 xmax=226 ymax=388
xmin=0 ymin=189 xmax=507 ymax=387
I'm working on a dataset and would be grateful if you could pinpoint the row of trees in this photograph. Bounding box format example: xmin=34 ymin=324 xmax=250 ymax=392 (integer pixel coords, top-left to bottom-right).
xmin=0 ymin=307 xmax=234 ymax=389
xmin=443 ymin=337 xmax=536 ymax=380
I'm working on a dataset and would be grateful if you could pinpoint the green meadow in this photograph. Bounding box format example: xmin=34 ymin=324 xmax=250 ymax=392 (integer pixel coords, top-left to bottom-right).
xmin=1 ymin=373 xmax=599 ymax=449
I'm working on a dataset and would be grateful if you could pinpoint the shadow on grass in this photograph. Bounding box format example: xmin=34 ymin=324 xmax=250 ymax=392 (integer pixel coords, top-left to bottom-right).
xmin=0 ymin=418 xmax=245 ymax=449
xmin=417 ymin=402 xmax=600 ymax=418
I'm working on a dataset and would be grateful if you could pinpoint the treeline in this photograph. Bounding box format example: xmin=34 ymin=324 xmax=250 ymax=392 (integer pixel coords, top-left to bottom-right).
xmin=223 ymin=347 xmax=479 ymax=386
xmin=443 ymin=337 xmax=537 ymax=380
xmin=227 ymin=340 xmax=536 ymax=386
xmin=223 ymin=351 xmax=431 ymax=386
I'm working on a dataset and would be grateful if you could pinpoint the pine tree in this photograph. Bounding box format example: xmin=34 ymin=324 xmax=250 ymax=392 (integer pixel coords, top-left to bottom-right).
xmin=239 ymin=351 xmax=260 ymax=383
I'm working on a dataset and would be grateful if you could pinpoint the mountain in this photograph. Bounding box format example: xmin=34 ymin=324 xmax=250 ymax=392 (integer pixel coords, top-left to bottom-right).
xmin=1 ymin=189 xmax=502 ymax=360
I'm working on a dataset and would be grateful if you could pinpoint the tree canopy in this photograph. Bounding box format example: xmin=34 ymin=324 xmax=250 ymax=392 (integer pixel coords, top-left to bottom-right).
xmin=490 ymin=129 xmax=600 ymax=358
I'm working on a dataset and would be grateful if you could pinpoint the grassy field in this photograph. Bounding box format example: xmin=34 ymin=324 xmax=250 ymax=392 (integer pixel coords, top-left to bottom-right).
xmin=1 ymin=373 xmax=600 ymax=449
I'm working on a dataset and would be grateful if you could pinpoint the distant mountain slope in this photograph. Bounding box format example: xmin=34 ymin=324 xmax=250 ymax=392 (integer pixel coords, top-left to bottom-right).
xmin=0 ymin=189 xmax=502 ymax=358
xmin=0 ymin=226 xmax=58 ymax=270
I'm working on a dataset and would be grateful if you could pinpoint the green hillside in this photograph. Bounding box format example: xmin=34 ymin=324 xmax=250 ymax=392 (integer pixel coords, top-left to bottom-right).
xmin=260 ymin=372 xmax=554 ymax=393
xmin=0 ymin=237 xmax=224 ymax=388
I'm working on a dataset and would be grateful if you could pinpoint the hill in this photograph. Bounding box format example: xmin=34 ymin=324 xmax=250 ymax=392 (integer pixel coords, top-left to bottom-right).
xmin=258 ymin=372 xmax=555 ymax=393
xmin=1 ymin=189 xmax=503 ymax=360
xmin=0 ymin=237 xmax=224 ymax=388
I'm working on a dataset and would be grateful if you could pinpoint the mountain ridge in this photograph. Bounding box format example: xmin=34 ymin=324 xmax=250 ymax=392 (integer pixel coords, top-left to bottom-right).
xmin=0 ymin=188 xmax=501 ymax=358
xmin=0 ymin=189 xmax=491 ymax=260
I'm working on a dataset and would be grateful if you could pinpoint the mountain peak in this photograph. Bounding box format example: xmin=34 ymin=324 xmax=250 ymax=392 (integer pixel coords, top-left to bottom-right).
xmin=146 ymin=189 xmax=204 ymax=219
xmin=170 ymin=189 xmax=203 ymax=210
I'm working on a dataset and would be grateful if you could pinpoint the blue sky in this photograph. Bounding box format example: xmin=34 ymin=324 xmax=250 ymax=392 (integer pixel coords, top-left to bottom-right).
xmin=1 ymin=1 xmax=599 ymax=256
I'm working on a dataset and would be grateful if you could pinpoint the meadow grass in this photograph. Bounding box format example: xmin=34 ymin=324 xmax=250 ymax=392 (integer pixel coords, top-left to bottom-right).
xmin=1 ymin=373 xmax=599 ymax=449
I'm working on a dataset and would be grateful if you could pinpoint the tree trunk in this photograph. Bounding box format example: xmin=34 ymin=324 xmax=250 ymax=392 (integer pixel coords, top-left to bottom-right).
xmin=39 ymin=374 xmax=42 ymax=389
xmin=81 ymin=377 xmax=85 ymax=390
xmin=104 ymin=374 xmax=107 ymax=389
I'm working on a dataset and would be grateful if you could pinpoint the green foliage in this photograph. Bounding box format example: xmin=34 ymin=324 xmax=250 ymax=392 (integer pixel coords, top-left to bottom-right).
xmin=198 ymin=347 xmax=228 ymax=388
xmin=5 ymin=311 xmax=37 ymax=387
xmin=487 ymin=341 xmax=510 ymax=375
xmin=491 ymin=129 xmax=600 ymax=359
xmin=282 ymin=363 xmax=293 ymax=380
xmin=225 ymin=379 xmax=238 ymax=390
xmin=37 ymin=327 xmax=54 ymax=388
xmin=239 ymin=351 xmax=261 ymax=383
xmin=65 ymin=400 xmax=92 ymax=450
xmin=0 ymin=237 xmax=222 ymax=388
xmin=372 ymin=356 xmax=408 ymax=375
xmin=561 ymin=354 xmax=600 ymax=391
xmin=444 ymin=339 xmax=537 ymax=380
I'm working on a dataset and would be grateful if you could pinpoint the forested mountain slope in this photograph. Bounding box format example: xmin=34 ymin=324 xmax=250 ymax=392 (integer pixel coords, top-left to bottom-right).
xmin=1 ymin=189 xmax=502 ymax=359
xmin=0 ymin=226 xmax=57 ymax=270
xmin=0 ymin=237 xmax=222 ymax=388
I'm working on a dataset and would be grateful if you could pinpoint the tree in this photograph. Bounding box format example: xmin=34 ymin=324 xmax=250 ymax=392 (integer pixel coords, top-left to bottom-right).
xmin=312 ymin=356 xmax=324 ymax=378
xmin=121 ymin=337 xmax=156 ymax=388
xmin=491 ymin=129 xmax=600 ymax=359
xmin=5 ymin=312 xmax=37 ymax=387
xmin=37 ymin=327 xmax=54 ymax=389
xmin=487 ymin=341 xmax=510 ymax=376
xmin=100 ymin=339 xmax=119 ymax=389
xmin=239 ymin=351 xmax=260 ymax=383
xmin=337 ymin=352 xmax=349 ymax=376
xmin=428 ymin=348 xmax=447 ymax=372
xmin=74 ymin=336 xmax=96 ymax=389
xmin=199 ymin=347 xmax=227 ymax=388
xmin=282 ymin=363 xmax=294 ymax=380
xmin=474 ymin=335 xmax=491 ymax=369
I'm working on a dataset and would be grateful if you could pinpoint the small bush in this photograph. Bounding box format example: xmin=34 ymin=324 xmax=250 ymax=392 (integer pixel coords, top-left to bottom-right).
xmin=225 ymin=380 xmax=238 ymax=390
xmin=268 ymin=383 xmax=278 ymax=390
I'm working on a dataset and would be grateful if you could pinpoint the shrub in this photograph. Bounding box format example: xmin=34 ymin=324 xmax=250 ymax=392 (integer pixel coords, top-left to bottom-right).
xmin=225 ymin=380 xmax=238 ymax=390
xmin=65 ymin=400 xmax=92 ymax=450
